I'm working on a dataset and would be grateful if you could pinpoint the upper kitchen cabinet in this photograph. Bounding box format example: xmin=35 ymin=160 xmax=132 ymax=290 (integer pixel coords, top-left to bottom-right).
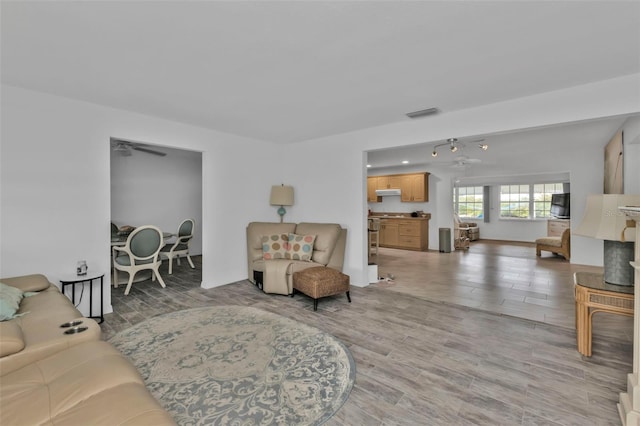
xmin=367 ymin=177 xmax=381 ymax=202
xmin=376 ymin=175 xmax=404 ymax=190
xmin=401 ymin=173 xmax=429 ymax=202
xmin=367 ymin=172 xmax=429 ymax=203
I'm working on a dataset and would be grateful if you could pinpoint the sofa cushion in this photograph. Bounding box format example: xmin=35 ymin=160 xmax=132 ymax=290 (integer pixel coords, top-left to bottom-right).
xmin=1 ymin=285 xmax=100 ymax=375
xmin=286 ymin=233 xmax=316 ymax=261
xmin=0 ymin=321 xmax=25 ymax=357
xmin=295 ymin=223 xmax=341 ymax=265
xmin=535 ymin=236 xmax=562 ymax=247
xmin=262 ymin=233 xmax=290 ymax=260
xmin=0 ymin=283 xmax=25 ymax=321
xmin=0 ymin=340 xmax=175 ymax=425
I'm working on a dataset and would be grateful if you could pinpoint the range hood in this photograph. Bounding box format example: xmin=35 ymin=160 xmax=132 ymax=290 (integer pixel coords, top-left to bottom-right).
xmin=375 ymin=188 xmax=402 ymax=196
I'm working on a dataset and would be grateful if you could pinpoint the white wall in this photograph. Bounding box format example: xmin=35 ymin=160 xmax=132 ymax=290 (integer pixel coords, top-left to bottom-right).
xmin=2 ymin=74 xmax=639 ymax=308
xmin=1 ymin=85 xmax=281 ymax=316
xmin=623 ymin=116 xmax=640 ymax=194
xmin=286 ymin=74 xmax=640 ymax=282
xmin=111 ymin=145 xmax=203 ymax=255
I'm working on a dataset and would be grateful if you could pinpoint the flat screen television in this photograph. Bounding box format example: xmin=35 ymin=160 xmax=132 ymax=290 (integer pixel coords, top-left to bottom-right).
xmin=550 ymin=193 xmax=570 ymax=219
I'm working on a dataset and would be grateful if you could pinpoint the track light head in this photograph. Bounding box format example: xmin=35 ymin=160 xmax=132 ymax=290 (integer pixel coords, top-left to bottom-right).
xmin=431 ymin=150 xmax=438 ymax=157
xmin=450 ymin=145 xmax=458 ymax=153
xmin=479 ymin=144 xmax=488 ymax=150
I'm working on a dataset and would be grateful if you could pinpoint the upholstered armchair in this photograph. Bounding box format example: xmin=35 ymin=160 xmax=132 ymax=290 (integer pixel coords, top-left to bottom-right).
xmin=454 ymin=214 xmax=479 ymax=249
xmin=536 ymin=228 xmax=570 ymax=260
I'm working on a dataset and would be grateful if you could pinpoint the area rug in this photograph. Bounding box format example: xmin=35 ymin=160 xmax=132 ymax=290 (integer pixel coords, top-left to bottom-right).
xmin=109 ymin=306 xmax=355 ymax=425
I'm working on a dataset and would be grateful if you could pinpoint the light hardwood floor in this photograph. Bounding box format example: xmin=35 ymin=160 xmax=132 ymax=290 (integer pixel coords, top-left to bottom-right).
xmin=103 ymin=241 xmax=633 ymax=425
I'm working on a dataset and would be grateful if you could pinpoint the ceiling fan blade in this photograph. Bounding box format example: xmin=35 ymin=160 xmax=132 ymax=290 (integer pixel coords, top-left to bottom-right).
xmin=132 ymin=146 xmax=167 ymax=156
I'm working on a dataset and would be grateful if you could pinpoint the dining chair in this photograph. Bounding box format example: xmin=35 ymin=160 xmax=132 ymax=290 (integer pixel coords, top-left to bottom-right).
xmin=160 ymin=219 xmax=196 ymax=274
xmin=112 ymin=225 xmax=166 ymax=295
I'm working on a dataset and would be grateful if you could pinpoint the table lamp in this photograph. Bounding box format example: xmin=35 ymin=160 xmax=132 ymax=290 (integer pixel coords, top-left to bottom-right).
xmin=574 ymin=194 xmax=640 ymax=286
xmin=270 ymin=184 xmax=294 ymax=223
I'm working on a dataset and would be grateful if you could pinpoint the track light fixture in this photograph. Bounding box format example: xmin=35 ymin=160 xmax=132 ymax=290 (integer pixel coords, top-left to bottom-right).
xmin=430 ymin=138 xmax=488 ymax=158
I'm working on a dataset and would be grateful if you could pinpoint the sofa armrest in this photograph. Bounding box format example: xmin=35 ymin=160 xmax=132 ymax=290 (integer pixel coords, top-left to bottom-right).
xmin=1 ymin=274 xmax=51 ymax=293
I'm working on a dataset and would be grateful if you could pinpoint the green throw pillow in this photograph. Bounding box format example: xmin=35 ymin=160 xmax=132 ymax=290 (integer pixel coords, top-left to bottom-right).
xmin=0 ymin=282 xmax=25 ymax=321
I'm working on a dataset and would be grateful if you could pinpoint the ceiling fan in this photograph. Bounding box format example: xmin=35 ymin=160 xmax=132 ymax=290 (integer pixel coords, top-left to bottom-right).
xmin=111 ymin=139 xmax=167 ymax=157
xmin=450 ymin=155 xmax=482 ymax=168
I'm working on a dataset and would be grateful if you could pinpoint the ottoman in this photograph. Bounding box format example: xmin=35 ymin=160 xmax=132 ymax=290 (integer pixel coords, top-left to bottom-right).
xmin=292 ymin=266 xmax=351 ymax=311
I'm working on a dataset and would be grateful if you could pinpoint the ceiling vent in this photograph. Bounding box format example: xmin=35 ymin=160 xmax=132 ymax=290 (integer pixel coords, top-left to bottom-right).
xmin=406 ymin=107 xmax=439 ymax=119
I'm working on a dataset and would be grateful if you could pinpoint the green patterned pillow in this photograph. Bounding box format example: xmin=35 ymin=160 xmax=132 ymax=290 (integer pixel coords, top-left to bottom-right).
xmin=286 ymin=234 xmax=316 ymax=261
xmin=262 ymin=234 xmax=290 ymax=260
xmin=0 ymin=282 xmax=24 ymax=321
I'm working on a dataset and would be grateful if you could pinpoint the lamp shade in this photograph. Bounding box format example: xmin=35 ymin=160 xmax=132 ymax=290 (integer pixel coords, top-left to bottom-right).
xmin=574 ymin=194 xmax=640 ymax=242
xmin=574 ymin=194 xmax=640 ymax=241
xmin=270 ymin=185 xmax=294 ymax=206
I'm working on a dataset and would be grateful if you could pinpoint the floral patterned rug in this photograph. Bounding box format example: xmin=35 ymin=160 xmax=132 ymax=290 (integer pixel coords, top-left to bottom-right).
xmin=109 ymin=306 xmax=355 ymax=425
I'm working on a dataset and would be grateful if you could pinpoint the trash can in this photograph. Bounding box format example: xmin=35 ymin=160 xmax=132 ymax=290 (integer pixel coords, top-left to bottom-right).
xmin=439 ymin=228 xmax=451 ymax=253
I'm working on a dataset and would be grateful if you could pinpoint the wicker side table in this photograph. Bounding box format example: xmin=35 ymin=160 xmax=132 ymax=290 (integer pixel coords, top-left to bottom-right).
xmin=574 ymin=271 xmax=633 ymax=357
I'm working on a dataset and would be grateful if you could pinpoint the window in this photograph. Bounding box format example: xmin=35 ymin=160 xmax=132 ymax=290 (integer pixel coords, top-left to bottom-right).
xmin=500 ymin=183 xmax=565 ymax=219
xmin=454 ymin=186 xmax=483 ymax=218
xmin=533 ymin=183 xmax=564 ymax=219
xmin=500 ymin=185 xmax=530 ymax=218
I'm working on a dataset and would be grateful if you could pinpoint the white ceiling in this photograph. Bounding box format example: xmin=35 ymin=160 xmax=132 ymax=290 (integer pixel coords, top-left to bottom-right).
xmin=366 ymin=116 xmax=633 ymax=172
xmin=2 ymin=1 xmax=639 ymax=144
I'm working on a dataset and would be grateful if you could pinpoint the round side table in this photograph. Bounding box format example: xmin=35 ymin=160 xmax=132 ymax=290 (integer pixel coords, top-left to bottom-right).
xmin=59 ymin=271 xmax=105 ymax=324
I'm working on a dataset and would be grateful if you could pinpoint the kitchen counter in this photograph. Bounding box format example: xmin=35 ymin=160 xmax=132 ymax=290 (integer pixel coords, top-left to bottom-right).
xmin=369 ymin=213 xmax=430 ymax=250
xmin=370 ymin=213 xmax=431 ymax=221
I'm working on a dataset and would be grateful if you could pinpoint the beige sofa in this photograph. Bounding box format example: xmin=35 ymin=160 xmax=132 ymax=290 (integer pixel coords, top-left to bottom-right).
xmin=246 ymin=222 xmax=347 ymax=295
xmin=0 ymin=274 xmax=174 ymax=425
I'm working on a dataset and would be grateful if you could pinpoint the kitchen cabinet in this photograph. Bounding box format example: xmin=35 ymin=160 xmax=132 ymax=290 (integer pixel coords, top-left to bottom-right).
xmin=367 ymin=172 xmax=429 ymax=203
xmin=379 ymin=221 xmax=399 ymax=246
xmin=367 ymin=177 xmax=381 ymax=202
xmin=376 ymin=175 xmax=404 ymax=190
xmin=401 ymin=173 xmax=429 ymax=202
xmin=378 ymin=217 xmax=429 ymax=251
